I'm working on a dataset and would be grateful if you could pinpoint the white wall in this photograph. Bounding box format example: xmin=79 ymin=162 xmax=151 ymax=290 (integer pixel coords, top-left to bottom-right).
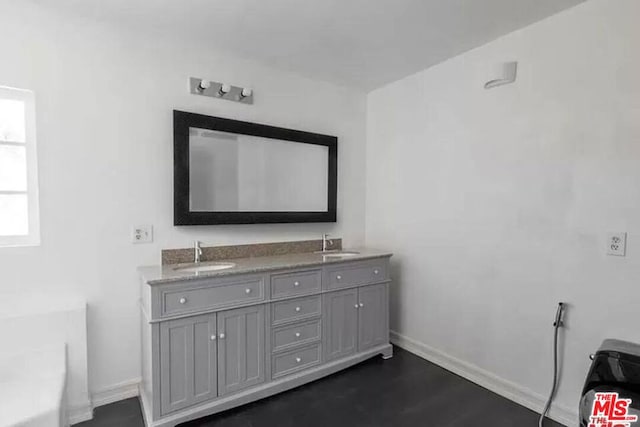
xmin=366 ymin=0 xmax=640 ymax=423
xmin=0 ymin=0 xmax=367 ymax=418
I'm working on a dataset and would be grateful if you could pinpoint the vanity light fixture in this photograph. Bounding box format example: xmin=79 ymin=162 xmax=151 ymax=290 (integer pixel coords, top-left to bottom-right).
xmin=189 ymin=77 xmax=254 ymax=104
xmin=484 ymin=61 xmax=518 ymax=89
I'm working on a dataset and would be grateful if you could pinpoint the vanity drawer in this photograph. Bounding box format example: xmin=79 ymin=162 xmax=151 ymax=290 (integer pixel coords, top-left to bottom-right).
xmin=270 ymin=269 xmax=322 ymax=299
xmin=161 ymin=276 xmax=265 ymax=317
xmin=271 ymin=295 xmax=321 ymax=326
xmin=324 ymin=260 xmax=388 ymax=290
xmin=272 ymin=319 xmax=321 ymax=353
xmin=272 ymin=343 xmax=322 ymax=379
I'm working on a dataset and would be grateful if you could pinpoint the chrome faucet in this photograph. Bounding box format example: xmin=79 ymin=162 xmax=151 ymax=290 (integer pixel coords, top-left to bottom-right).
xmin=322 ymin=233 xmax=333 ymax=252
xmin=194 ymin=240 xmax=203 ymax=263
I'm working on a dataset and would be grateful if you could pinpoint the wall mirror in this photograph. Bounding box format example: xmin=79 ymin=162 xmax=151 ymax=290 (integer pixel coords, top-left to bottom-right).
xmin=174 ymin=111 xmax=337 ymax=225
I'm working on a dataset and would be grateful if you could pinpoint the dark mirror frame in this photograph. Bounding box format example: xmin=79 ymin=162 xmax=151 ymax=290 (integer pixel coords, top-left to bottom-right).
xmin=174 ymin=110 xmax=338 ymax=225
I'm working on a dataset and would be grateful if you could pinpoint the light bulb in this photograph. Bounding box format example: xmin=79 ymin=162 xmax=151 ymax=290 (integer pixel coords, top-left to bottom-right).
xmin=218 ymin=83 xmax=231 ymax=96
xmin=198 ymin=80 xmax=211 ymax=91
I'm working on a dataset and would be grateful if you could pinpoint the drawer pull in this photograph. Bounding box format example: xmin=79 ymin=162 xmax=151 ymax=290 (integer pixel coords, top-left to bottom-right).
xmin=294 ymin=281 xmax=300 ymax=287
xmin=295 ymin=357 xmax=302 ymax=363
xmin=336 ymin=275 xmax=342 ymax=280
xmin=295 ymin=306 xmax=301 ymax=312
xmin=245 ymin=288 xmax=252 ymax=294
xmin=219 ymin=333 xmax=226 ymax=339
xmin=374 ymin=269 xmax=380 ymax=275
xmin=210 ymin=334 xmax=216 ymax=341
xmin=179 ymin=297 xmax=187 ymax=304
xmin=295 ymin=332 xmax=301 ymax=338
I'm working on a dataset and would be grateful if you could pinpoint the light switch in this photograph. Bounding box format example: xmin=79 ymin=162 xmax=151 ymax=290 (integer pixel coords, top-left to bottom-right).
xmin=132 ymin=225 xmax=153 ymax=244
xmin=606 ymin=232 xmax=626 ymax=256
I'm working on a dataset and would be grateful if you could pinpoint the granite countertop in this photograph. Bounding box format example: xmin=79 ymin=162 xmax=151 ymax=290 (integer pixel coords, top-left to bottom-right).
xmin=138 ymin=248 xmax=392 ymax=285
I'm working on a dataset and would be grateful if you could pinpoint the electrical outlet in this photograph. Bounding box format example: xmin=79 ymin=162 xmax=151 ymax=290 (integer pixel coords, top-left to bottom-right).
xmin=606 ymin=232 xmax=626 ymax=256
xmin=132 ymin=225 xmax=153 ymax=244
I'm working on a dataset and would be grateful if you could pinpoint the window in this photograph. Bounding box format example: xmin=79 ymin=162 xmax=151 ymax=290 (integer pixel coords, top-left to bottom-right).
xmin=0 ymin=86 xmax=39 ymax=247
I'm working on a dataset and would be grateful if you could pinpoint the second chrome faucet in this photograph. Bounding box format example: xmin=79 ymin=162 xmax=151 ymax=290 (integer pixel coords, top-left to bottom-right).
xmin=322 ymin=233 xmax=333 ymax=252
xmin=194 ymin=240 xmax=203 ymax=263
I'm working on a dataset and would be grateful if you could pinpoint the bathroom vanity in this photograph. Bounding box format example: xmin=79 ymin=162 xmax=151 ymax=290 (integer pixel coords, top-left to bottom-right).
xmin=138 ymin=248 xmax=392 ymax=427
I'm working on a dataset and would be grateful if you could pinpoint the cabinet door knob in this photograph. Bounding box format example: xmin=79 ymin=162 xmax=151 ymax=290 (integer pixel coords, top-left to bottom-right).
xmin=354 ymin=304 xmax=359 ymax=309
xmin=295 ymin=357 xmax=302 ymax=363
xmin=294 ymin=281 xmax=300 ymax=287
xmin=373 ymin=269 xmax=380 ymax=275
xmin=219 ymin=333 xmax=225 ymax=339
xmin=295 ymin=306 xmax=301 ymax=312
xmin=336 ymin=275 xmax=342 ymax=280
xmin=179 ymin=297 xmax=187 ymax=304
xmin=210 ymin=335 xmax=216 ymax=341
xmin=359 ymin=303 xmax=364 ymax=308
xmin=295 ymin=332 xmax=301 ymax=338
xmin=245 ymin=288 xmax=252 ymax=294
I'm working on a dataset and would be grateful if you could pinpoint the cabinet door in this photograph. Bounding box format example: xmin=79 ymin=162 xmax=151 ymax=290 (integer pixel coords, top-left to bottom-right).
xmin=160 ymin=313 xmax=217 ymax=415
xmin=323 ymin=288 xmax=358 ymax=362
xmin=358 ymin=283 xmax=389 ymax=352
xmin=217 ymin=305 xmax=266 ymax=396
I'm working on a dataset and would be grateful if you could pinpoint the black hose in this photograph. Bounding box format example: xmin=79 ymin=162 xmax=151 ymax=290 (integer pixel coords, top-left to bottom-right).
xmin=539 ymin=303 xmax=564 ymax=427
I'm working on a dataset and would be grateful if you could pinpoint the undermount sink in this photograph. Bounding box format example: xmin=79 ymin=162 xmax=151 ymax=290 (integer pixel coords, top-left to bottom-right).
xmin=173 ymin=262 xmax=236 ymax=273
xmin=316 ymin=250 xmax=360 ymax=258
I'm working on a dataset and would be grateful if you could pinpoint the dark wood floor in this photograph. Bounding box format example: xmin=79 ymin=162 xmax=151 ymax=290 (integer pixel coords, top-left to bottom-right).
xmin=77 ymin=347 xmax=564 ymax=427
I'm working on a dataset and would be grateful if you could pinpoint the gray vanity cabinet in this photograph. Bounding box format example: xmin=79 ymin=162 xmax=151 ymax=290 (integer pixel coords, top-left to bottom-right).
xmin=357 ymin=283 xmax=389 ymax=352
xmin=323 ymin=288 xmax=359 ymax=361
xmin=160 ymin=313 xmax=217 ymax=415
xmin=140 ymin=255 xmax=392 ymax=427
xmin=217 ymin=305 xmax=266 ymax=396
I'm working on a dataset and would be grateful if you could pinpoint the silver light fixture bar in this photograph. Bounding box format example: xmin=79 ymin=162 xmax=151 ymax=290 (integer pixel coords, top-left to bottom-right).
xmin=189 ymin=77 xmax=254 ymax=104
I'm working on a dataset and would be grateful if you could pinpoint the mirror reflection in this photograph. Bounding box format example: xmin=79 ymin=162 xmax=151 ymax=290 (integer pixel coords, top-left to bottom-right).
xmin=189 ymin=128 xmax=329 ymax=212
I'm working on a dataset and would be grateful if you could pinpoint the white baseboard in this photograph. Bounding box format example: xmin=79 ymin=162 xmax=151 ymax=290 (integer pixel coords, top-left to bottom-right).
xmin=390 ymin=331 xmax=578 ymax=427
xmin=68 ymin=379 xmax=141 ymax=425
xmin=67 ymin=402 xmax=93 ymax=425
xmin=91 ymin=378 xmax=141 ymax=408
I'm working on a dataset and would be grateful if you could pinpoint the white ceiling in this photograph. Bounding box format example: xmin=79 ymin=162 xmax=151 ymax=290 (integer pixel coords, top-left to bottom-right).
xmin=29 ymin=0 xmax=584 ymax=90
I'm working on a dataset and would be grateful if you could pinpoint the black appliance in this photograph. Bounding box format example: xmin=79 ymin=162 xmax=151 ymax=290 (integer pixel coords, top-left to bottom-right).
xmin=580 ymin=339 xmax=640 ymax=426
